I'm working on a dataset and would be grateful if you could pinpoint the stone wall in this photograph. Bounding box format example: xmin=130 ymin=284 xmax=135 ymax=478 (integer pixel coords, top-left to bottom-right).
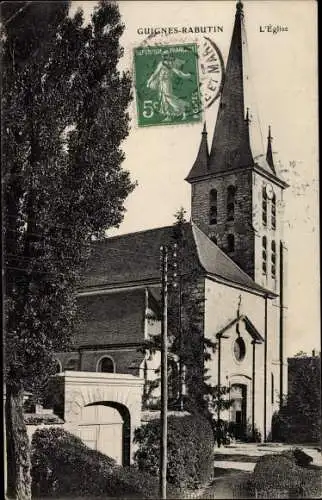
xmin=191 ymin=169 xmax=255 ymax=278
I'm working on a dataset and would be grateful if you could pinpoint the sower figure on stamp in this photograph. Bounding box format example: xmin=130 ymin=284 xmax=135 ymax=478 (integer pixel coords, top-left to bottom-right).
xmin=146 ymin=50 xmax=191 ymax=121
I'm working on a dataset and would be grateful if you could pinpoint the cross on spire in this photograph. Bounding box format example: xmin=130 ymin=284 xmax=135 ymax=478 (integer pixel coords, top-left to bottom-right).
xmin=207 ymin=0 xmax=252 ymax=172
xmin=186 ymin=0 xmax=285 ymax=184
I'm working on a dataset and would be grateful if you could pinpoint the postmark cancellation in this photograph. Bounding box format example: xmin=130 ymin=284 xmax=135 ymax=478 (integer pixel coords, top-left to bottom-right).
xmin=133 ymin=38 xmax=224 ymax=127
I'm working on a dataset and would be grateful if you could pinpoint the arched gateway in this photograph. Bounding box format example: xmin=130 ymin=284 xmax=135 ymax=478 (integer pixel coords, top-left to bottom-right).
xmin=51 ymin=371 xmax=144 ymax=465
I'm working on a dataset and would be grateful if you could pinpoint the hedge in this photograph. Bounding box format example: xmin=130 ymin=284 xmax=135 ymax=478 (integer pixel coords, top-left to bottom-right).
xmin=252 ymin=449 xmax=321 ymax=499
xmin=30 ymin=427 xmax=181 ymax=498
xmin=134 ymin=413 xmax=214 ymax=490
xmin=31 ymin=427 xmax=116 ymax=497
xmin=271 ymin=408 xmax=321 ymax=444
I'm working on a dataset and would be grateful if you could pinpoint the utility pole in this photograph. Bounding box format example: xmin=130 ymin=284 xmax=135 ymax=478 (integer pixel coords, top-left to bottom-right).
xmin=160 ymin=245 xmax=168 ymax=500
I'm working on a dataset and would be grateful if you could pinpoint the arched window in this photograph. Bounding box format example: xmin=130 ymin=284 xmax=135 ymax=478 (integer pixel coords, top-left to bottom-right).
xmin=209 ymin=189 xmax=217 ymax=225
xmin=227 ymin=185 xmax=236 ymax=222
xmin=97 ymin=356 xmax=115 ymax=373
xmin=262 ymin=187 xmax=267 ymax=226
xmin=262 ymin=236 xmax=267 ymax=275
xmin=271 ymin=240 xmax=276 ymax=279
xmin=227 ymin=233 xmax=235 ymax=253
xmin=271 ymin=193 xmax=276 ymax=230
xmin=65 ymin=357 xmax=78 ymax=371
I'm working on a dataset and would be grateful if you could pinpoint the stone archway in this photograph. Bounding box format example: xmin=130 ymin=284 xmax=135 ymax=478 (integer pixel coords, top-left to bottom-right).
xmin=54 ymin=371 xmax=144 ymax=464
xmin=80 ymin=401 xmax=131 ymax=465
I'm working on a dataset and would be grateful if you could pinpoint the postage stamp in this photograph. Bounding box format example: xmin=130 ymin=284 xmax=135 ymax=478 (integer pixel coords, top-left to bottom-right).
xmin=134 ymin=44 xmax=202 ymax=127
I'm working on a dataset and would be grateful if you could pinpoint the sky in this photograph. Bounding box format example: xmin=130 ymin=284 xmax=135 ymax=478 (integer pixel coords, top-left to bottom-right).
xmin=70 ymin=1 xmax=319 ymax=358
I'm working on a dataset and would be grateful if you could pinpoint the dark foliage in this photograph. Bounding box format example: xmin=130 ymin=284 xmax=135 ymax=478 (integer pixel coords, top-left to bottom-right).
xmin=143 ymin=209 xmax=232 ymax=420
xmin=31 ymin=427 xmax=181 ymax=498
xmin=134 ymin=413 xmax=214 ymax=490
xmin=280 ymin=447 xmax=313 ymax=467
xmin=251 ymin=451 xmax=321 ymax=499
xmin=31 ymin=427 xmax=116 ymax=497
xmin=271 ymin=356 xmax=321 ymax=444
xmin=2 ymin=1 xmax=134 ymax=496
xmin=3 ymin=0 xmax=134 ymax=398
xmin=104 ymin=467 xmax=181 ymax=499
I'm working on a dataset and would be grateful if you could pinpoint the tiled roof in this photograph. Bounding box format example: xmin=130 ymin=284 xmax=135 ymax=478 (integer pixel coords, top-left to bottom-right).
xmin=80 ymin=222 xmax=273 ymax=297
xmin=191 ymin=223 xmax=272 ymax=296
xmin=254 ymin=154 xmax=276 ymax=176
xmin=80 ymin=224 xmax=193 ymax=288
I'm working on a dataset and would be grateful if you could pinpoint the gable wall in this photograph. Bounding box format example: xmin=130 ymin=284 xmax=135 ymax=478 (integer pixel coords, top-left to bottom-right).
xmin=204 ymin=278 xmax=280 ymax=438
xmin=204 ymin=278 xmax=265 ymax=382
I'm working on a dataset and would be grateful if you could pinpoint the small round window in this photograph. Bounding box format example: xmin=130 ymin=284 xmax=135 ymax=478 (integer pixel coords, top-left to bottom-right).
xmin=234 ymin=337 xmax=246 ymax=362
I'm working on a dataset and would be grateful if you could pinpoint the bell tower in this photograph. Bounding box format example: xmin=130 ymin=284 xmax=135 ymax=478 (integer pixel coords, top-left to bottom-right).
xmin=186 ymin=0 xmax=288 ymax=288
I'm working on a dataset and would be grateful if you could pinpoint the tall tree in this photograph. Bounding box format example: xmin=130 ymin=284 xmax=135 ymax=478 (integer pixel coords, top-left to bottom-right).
xmin=2 ymin=2 xmax=135 ymax=497
xmin=143 ymin=208 xmax=232 ymax=421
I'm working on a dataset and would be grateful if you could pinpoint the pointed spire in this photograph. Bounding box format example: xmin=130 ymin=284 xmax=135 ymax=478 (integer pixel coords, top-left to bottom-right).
xmin=245 ymin=107 xmax=250 ymax=124
xmin=185 ymin=123 xmax=209 ymax=181
xmin=208 ymin=0 xmax=253 ymax=171
xmin=266 ymin=125 xmax=276 ymax=173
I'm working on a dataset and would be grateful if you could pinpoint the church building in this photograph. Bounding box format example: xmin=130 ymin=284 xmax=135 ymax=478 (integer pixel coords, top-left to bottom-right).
xmin=55 ymin=1 xmax=288 ymax=442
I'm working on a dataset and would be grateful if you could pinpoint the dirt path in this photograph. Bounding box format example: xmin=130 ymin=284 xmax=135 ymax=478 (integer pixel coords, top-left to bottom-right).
xmin=200 ymin=471 xmax=252 ymax=499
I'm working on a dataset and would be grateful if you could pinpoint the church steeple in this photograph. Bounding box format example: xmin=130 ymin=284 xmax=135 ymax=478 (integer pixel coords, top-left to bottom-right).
xmin=266 ymin=126 xmax=276 ymax=174
xmin=208 ymin=0 xmax=253 ymax=172
xmin=189 ymin=122 xmax=209 ymax=178
xmin=186 ymin=0 xmax=288 ymax=282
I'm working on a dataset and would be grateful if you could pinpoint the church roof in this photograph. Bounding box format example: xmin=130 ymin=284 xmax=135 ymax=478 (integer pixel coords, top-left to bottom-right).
xmin=191 ymin=223 xmax=273 ymax=295
xmin=79 ymin=222 xmax=274 ymax=297
xmin=186 ymin=1 xmax=286 ymax=187
xmin=187 ymin=122 xmax=209 ymax=179
xmin=266 ymin=126 xmax=275 ymax=174
xmin=208 ymin=0 xmax=253 ymax=173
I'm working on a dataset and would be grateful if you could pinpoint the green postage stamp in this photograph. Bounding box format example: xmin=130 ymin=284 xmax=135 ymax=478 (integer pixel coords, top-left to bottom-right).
xmin=134 ymin=44 xmax=202 ymax=127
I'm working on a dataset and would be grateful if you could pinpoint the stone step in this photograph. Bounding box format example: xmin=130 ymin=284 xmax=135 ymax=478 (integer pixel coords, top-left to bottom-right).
xmin=214 ymin=443 xmax=322 ymax=467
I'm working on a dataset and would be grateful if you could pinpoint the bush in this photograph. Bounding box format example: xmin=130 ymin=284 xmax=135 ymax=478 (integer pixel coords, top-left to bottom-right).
xmin=253 ymin=454 xmax=301 ymax=494
xmin=31 ymin=427 xmax=182 ymax=498
xmin=107 ymin=466 xmax=181 ymax=499
xmin=280 ymin=447 xmax=313 ymax=467
xmin=299 ymin=467 xmax=322 ymax=498
xmin=271 ymin=409 xmax=289 ymax=442
xmin=134 ymin=413 xmax=214 ymax=490
xmin=31 ymin=427 xmax=116 ymax=497
xmin=252 ymin=452 xmax=322 ymax=499
xmin=272 ymin=404 xmax=321 ymax=444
